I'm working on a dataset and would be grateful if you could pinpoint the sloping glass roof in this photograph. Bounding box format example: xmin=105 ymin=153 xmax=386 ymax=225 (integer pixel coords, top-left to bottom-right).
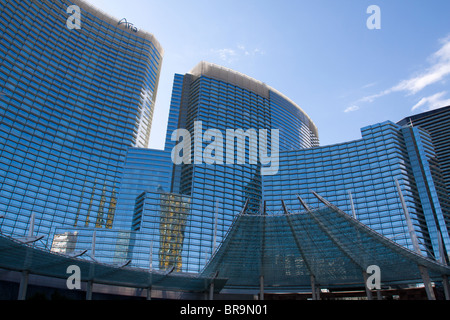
xmin=1 ymin=193 xmax=449 ymax=295
xmin=0 ymin=235 xmax=226 ymax=293
xmin=201 ymin=195 xmax=450 ymax=291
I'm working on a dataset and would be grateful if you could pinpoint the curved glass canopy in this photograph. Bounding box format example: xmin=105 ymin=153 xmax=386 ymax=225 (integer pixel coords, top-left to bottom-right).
xmin=0 ymin=234 xmax=225 ymax=294
xmin=201 ymin=195 xmax=450 ymax=292
xmin=1 ymin=193 xmax=449 ymax=296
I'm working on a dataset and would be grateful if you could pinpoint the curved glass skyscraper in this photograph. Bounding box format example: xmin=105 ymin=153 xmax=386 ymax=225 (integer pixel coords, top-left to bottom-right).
xmin=111 ymin=62 xmax=320 ymax=272
xmin=170 ymin=62 xmax=319 ymax=271
xmin=173 ymin=61 xmax=319 ymax=212
xmin=399 ymin=106 xmax=450 ymax=200
xmin=104 ymin=61 xmax=450 ymax=273
xmin=0 ymin=0 xmax=163 ymax=251
xmin=264 ymin=121 xmax=450 ymax=261
xmin=1 ymin=1 xmax=449 ymax=299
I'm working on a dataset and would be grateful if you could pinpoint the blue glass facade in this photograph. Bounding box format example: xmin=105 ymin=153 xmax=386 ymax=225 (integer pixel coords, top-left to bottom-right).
xmin=88 ymin=62 xmax=450 ymax=273
xmin=263 ymin=121 xmax=450 ymax=261
xmin=398 ymin=106 xmax=450 ymax=261
xmin=1 ymin=0 xmax=449 ymax=294
xmin=101 ymin=63 xmax=321 ymax=272
xmin=398 ymin=106 xmax=450 ymax=199
xmin=401 ymin=125 xmax=450 ymax=262
xmin=166 ymin=62 xmax=320 ymax=271
xmin=97 ymin=74 xmax=185 ymax=268
xmin=175 ymin=62 xmax=318 ymax=213
xmin=0 ymin=0 xmax=163 ymax=256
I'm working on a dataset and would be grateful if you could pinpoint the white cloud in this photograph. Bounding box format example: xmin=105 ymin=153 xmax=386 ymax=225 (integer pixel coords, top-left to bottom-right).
xmin=344 ymin=105 xmax=360 ymax=113
xmin=237 ymin=45 xmax=265 ymax=57
xmin=411 ymin=91 xmax=450 ymax=112
xmin=211 ymin=45 xmax=264 ymax=63
xmin=358 ymin=89 xmax=391 ymax=103
xmin=362 ymin=82 xmax=377 ymax=89
xmin=391 ymin=39 xmax=450 ymax=95
xmin=358 ymin=36 xmax=450 ymax=103
xmin=214 ymin=48 xmax=238 ymax=63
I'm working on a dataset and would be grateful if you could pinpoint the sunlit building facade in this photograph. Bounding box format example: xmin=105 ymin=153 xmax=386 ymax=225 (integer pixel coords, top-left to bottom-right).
xmin=263 ymin=121 xmax=450 ymax=262
xmin=169 ymin=62 xmax=320 ymax=271
xmin=0 ymin=0 xmax=163 ymax=258
xmin=1 ymin=0 xmax=450 ymax=299
xmin=398 ymin=106 xmax=450 ymax=206
xmin=108 ymin=62 xmax=320 ymax=271
xmin=114 ymin=62 xmax=449 ymax=273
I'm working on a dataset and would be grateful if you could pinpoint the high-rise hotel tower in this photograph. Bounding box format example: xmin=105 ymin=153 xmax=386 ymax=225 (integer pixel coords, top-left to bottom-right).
xmin=0 ymin=0 xmax=163 ymax=250
xmin=1 ymin=1 xmax=449 ymax=291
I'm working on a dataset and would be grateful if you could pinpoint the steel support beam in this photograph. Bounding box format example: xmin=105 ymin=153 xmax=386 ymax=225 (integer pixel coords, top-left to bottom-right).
xmin=18 ymin=271 xmax=28 ymax=300
xmin=418 ymin=265 xmax=436 ymax=300
xmin=86 ymin=280 xmax=93 ymax=300
xmin=207 ymin=271 xmax=219 ymax=301
xmin=396 ymin=180 xmax=436 ymax=300
xmin=259 ymin=275 xmax=264 ymax=301
xmin=310 ymin=275 xmax=317 ymax=300
xmin=362 ymin=271 xmax=373 ymax=300
xmin=209 ymin=282 xmax=214 ymax=301
xmin=147 ymin=286 xmax=152 ymax=300
xmin=377 ymin=290 xmax=383 ymax=300
xmin=442 ymin=275 xmax=450 ymax=300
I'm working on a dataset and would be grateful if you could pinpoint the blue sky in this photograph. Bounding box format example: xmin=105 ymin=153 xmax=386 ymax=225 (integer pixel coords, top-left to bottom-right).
xmin=84 ymin=0 xmax=450 ymax=149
